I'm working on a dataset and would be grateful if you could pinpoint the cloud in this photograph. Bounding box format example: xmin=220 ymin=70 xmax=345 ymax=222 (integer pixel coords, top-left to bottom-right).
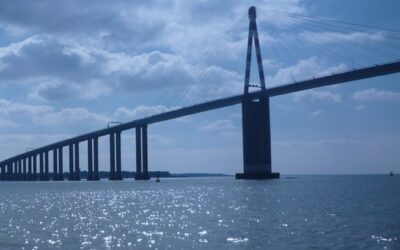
xmin=114 ymin=105 xmax=180 ymax=120
xmin=198 ymin=119 xmax=236 ymax=131
xmin=300 ymin=31 xmax=385 ymax=44
xmin=293 ymin=89 xmax=342 ymax=103
xmin=32 ymin=107 xmax=110 ymax=125
xmin=0 ymin=133 xmax=72 ymax=159
xmin=0 ymin=98 xmax=54 ymax=117
xmin=266 ymin=57 xmax=347 ymax=86
xmin=353 ymin=88 xmax=400 ymax=102
xmin=0 ymin=35 xmax=243 ymax=102
xmin=0 ymin=118 xmax=18 ymax=128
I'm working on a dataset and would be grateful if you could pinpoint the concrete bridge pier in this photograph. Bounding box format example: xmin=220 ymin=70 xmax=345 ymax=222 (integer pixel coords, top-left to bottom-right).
xmin=6 ymin=163 xmax=10 ymax=180
xmin=109 ymin=133 xmax=116 ymax=180
xmin=0 ymin=164 xmax=4 ymax=180
xmin=69 ymin=144 xmax=74 ymax=180
xmin=236 ymin=98 xmax=279 ymax=179
xmin=87 ymin=137 xmax=100 ymax=181
xmin=58 ymin=147 xmax=64 ymax=180
xmin=14 ymin=161 xmax=17 ymax=180
xmin=12 ymin=162 xmax=15 ymax=180
xmin=116 ymin=132 xmax=123 ymax=180
xmin=39 ymin=153 xmax=44 ymax=181
xmin=28 ymin=156 xmax=32 ymax=180
xmin=135 ymin=125 xmax=150 ymax=180
xmin=19 ymin=159 xmax=23 ymax=180
xmin=53 ymin=149 xmax=58 ymax=180
xmin=16 ymin=160 xmax=20 ymax=180
xmin=87 ymin=139 xmax=93 ymax=180
xmin=19 ymin=160 xmax=23 ymax=180
xmin=32 ymin=155 xmax=38 ymax=180
xmin=0 ymin=164 xmax=5 ymax=180
xmin=93 ymin=137 xmax=100 ymax=180
xmin=15 ymin=161 xmax=19 ymax=180
xmin=7 ymin=163 xmax=13 ymax=180
xmin=44 ymin=152 xmax=49 ymax=180
xmin=74 ymin=143 xmax=80 ymax=180
xmin=67 ymin=143 xmax=80 ymax=181
xmin=18 ymin=160 xmax=22 ymax=180
xmin=109 ymin=132 xmax=123 ymax=181
xmin=23 ymin=158 xmax=27 ymax=180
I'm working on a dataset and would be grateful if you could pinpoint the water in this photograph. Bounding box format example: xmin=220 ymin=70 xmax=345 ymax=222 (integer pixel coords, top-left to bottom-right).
xmin=0 ymin=175 xmax=399 ymax=249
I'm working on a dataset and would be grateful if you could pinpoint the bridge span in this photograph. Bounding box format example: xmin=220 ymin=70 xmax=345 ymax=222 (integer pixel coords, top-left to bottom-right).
xmin=1 ymin=7 xmax=400 ymax=181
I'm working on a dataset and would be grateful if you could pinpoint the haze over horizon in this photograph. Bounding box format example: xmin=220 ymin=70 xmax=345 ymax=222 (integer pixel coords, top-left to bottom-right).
xmin=0 ymin=0 xmax=399 ymax=175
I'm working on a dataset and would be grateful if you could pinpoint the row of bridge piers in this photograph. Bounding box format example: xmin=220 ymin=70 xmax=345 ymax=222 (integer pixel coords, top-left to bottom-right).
xmin=0 ymin=125 xmax=150 ymax=181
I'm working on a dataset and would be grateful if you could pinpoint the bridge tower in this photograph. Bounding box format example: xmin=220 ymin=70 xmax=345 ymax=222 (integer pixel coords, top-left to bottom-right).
xmin=236 ymin=6 xmax=280 ymax=179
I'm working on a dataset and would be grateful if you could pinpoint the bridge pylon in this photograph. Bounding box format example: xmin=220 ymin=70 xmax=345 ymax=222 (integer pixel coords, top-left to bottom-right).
xmin=236 ymin=6 xmax=279 ymax=179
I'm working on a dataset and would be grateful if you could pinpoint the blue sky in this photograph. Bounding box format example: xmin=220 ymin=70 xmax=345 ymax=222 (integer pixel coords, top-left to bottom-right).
xmin=0 ymin=0 xmax=399 ymax=174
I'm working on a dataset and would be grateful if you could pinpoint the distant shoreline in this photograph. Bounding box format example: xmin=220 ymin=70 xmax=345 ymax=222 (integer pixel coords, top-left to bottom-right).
xmin=51 ymin=171 xmax=230 ymax=179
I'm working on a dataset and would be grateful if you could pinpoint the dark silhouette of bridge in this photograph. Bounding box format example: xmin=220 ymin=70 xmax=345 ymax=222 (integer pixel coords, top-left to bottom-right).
xmin=1 ymin=7 xmax=400 ymax=181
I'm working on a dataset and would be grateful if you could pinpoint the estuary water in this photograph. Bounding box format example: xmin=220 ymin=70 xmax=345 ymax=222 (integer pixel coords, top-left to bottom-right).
xmin=0 ymin=175 xmax=399 ymax=249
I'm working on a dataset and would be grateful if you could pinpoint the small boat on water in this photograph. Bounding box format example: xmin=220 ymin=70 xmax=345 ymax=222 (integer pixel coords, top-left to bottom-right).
xmin=390 ymin=171 xmax=394 ymax=176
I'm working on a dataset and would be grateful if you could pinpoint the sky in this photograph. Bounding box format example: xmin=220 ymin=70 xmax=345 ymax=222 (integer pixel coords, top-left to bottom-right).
xmin=0 ymin=0 xmax=399 ymax=175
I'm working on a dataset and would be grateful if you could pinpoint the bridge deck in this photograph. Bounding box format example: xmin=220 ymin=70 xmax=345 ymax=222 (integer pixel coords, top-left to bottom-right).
xmin=1 ymin=61 xmax=400 ymax=164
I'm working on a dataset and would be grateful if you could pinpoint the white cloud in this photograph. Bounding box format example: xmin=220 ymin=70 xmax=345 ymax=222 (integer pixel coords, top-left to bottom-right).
xmin=266 ymin=57 xmax=347 ymax=86
xmin=0 ymin=98 xmax=54 ymax=116
xmin=0 ymin=118 xmax=18 ymax=128
xmin=300 ymin=31 xmax=385 ymax=44
xmin=114 ymin=105 xmax=180 ymax=120
xmin=0 ymin=133 xmax=71 ymax=159
xmin=33 ymin=107 xmax=110 ymax=125
xmin=293 ymin=89 xmax=342 ymax=103
xmin=0 ymin=36 xmax=243 ymax=102
xmin=353 ymin=88 xmax=400 ymax=102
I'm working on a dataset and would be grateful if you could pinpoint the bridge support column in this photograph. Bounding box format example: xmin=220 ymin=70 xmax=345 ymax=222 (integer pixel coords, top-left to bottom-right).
xmin=58 ymin=147 xmax=64 ymax=180
xmin=23 ymin=158 xmax=27 ymax=180
xmin=33 ymin=155 xmax=37 ymax=180
xmin=135 ymin=127 xmax=142 ymax=180
xmin=14 ymin=161 xmax=18 ymax=180
xmin=19 ymin=160 xmax=23 ymax=180
xmin=69 ymin=144 xmax=74 ymax=180
xmin=135 ymin=126 xmax=150 ymax=180
xmin=7 ymin=163 xmax=12 ymax=180
xmin=53 ymin=149 xmax=58 ymax=180
xmin=0 ymin=164 xmax=5 ymax=180
xmin=15 ymin=161 xmax=20 ymax=180
xmin=236 ymin=98 xmax=279 ymax=179
xmin=19 ymin=159 xmax=23 ymax=180
xmin=13 ymin=161 xmax=17 ymax=180
xmin=39 ymin=153 xmax=44 ymax=181
xmin=142 ymin=125 xmax=149 ymax=180
xmin=0 ymin=164 xmax=4 ymax=181
xmin=116 ymin=132 xmax=123 ymax=180
xmin=18 ymin=160 xmax=22 ymax=180
xmin=87 ymin=139 xmax=93 ymax=180
xmin=44 ymin=152 xmax=49 ymax=180
xmin=74 ymin=143 xmax=80 ymax=181
xmin=28 ymin=156 xmax=32 ymax=180
xmin=109 ymin=133 xmax=116 ymax=180
xmin=93 ymin=137 xmax=100 ymax=180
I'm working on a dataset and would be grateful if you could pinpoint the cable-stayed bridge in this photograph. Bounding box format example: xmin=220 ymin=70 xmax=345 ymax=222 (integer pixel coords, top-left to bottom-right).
xmin=1 ymin=6 xmax=400 ymax=181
